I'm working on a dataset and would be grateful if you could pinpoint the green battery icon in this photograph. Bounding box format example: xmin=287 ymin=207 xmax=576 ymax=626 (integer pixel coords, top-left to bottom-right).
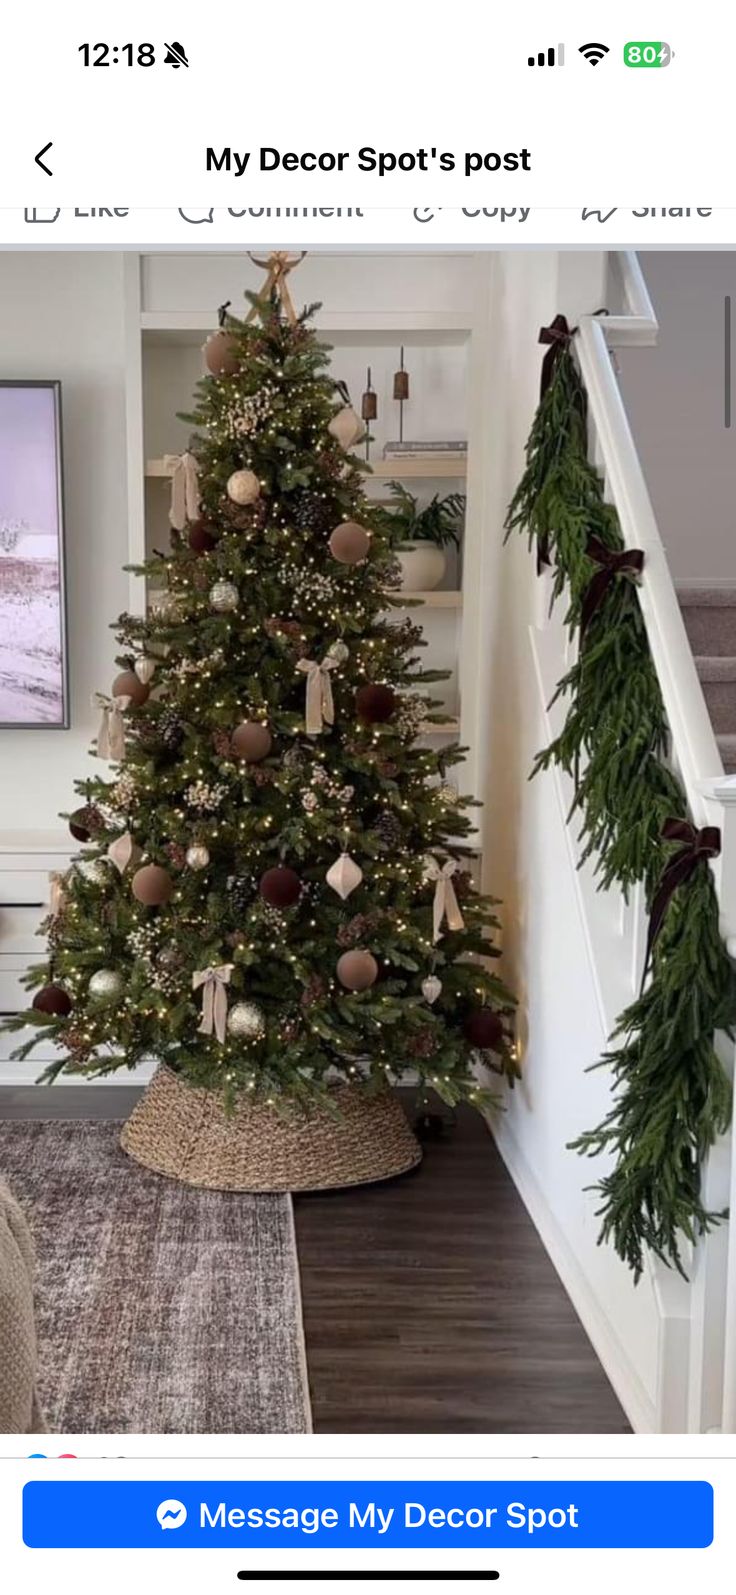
xmin=623 ymin=41 xmax=673 ymax=67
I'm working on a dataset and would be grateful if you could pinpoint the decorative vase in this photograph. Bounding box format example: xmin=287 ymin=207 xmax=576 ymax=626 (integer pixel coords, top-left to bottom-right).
xmin=120 ymin=1064 xmax=422 ymax=1192
xmin=396 ymin=541 xmax=447 ymax=592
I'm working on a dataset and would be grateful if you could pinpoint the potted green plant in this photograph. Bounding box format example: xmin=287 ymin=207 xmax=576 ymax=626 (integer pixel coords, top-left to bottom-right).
xmin=385 ymin=481 xmax=465 ymax=591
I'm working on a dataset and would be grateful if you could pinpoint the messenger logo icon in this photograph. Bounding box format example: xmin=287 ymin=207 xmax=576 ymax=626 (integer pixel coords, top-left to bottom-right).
xmin=157 ymin=1499 xmax=188 ymax=1531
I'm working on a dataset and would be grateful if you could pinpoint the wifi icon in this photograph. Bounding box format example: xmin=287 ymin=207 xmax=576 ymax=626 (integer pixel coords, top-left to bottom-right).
xmin=579 ymin=42 xmax=609 ymax=65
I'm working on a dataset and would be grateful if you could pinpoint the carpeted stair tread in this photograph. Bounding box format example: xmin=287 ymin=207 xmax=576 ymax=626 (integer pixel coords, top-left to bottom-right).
xmin=694 ymin=656 xmax=736 ymax=734
xmin=677 ymin=585 xmax=736 ymax=607
xmin=717 ymin=733 xmax=736 ymax=774
xmin=695 ymin=655 xmax=736 ymax=681
xmin=678 ymin=587 xmax=736 ymax=658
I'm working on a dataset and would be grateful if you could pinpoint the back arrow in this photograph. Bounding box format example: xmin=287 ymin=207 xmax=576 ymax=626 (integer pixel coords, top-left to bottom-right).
xmin=35 ymin=142 xmax=53 ymax=176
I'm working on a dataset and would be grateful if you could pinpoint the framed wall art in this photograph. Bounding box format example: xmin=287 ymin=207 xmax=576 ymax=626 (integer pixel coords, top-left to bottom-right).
xmin=0 ymin=380 xmax=69 ymax=727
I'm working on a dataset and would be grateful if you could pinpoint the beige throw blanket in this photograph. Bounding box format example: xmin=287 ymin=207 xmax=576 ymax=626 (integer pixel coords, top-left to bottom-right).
xmin=0 ymin=1178 xmax=45 ymax=1432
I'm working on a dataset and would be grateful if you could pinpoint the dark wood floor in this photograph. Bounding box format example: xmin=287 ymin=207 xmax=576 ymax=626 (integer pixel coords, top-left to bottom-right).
xmin=294 ymin=1100 xmax=630 ymax=1433
xmin=1 ymin=1086 xmax=629 ymax=1434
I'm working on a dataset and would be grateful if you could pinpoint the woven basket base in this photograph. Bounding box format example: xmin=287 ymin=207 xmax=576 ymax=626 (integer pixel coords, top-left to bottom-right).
xmin=120 ymin=1065 xmax=422 ymax=1192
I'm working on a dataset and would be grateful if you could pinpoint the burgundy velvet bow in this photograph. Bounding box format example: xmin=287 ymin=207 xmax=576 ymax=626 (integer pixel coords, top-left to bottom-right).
xmin=535 ymin=316 xmax=578 ymax=572
xmin=643 ymin=818 xmax=721 ymax=982
xmin=538 ymin=314 xmax=577 ymax=398
xmin=579 ymin=535 xmax=645 ymax=641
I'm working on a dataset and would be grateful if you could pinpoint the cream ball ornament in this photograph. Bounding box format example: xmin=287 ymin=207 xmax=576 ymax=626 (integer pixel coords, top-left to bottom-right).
xmin=186 ymin=844 xmax=210 ymax=871
xmin=227 ymin=1001 xmax=266 ymax=1040
xmin=209 ymin=580 xmax=239 ymax=613
xmin=227 ymin=469 xmax=261 ymax=506
xmin=88 ymin=968 xmax=123 ymax=1002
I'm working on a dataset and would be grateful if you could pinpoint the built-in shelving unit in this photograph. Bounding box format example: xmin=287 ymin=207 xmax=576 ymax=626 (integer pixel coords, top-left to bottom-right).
xmin=124 ymin=252 xmax=480 ymax=798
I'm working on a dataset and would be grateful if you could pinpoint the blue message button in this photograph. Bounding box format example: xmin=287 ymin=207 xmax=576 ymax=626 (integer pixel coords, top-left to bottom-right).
xmin=22 ymin=1480 xmax=713 ymax=1550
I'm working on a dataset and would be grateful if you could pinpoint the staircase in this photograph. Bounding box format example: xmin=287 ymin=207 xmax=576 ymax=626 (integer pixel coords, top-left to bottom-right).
xmin=490 ymin=250 xmax=736 ymax=1436
xmin=679 ymin=587 xmax=736 ymax=772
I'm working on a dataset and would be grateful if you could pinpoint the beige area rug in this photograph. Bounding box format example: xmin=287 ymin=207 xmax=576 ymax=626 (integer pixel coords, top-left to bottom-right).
xmin=0 ymin=1120 xmax=312 ymax=1434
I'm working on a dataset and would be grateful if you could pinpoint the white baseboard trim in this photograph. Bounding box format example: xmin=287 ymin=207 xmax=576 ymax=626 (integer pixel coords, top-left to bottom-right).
xmin=490 ymin=1111 xmax=657 ymax=1433
xmin=0 ymin=1060 xmax=155 ymax=1087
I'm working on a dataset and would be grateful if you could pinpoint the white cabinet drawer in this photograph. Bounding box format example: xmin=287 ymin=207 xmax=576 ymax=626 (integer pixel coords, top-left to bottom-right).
xmin=0 ymin=870 xmax=50 ymax=906
xmin=0 ymin=903 xmax=46 ymax=955
xmin=0 ymin=1024 xmax=62 ymax=1065
xmin=0 ymin=962 xmax=35 ymax=1014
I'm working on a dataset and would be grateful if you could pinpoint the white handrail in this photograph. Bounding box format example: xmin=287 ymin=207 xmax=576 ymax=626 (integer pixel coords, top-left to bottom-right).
xmin=578 ymin=254 xmax=734 ymax=1434
xmin=576 ymin=312 xmax=723 ymax=831
xmin=603 ymin=252 xmax=658 ymax=345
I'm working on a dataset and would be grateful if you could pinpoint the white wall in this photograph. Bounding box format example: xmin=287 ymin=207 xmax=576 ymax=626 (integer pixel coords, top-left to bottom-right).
xmin=618 ymin=251 xmax=736 ymax=585
xmin=0 ymin=252 xmax=130 ymax=832
xmin=477 ymin=251 xmax=662 ymax=1430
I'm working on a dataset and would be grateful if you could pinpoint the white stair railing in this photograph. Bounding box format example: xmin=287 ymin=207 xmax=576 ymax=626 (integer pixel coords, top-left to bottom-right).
xmin=540 ymin=252 xmax=735 ymax=1431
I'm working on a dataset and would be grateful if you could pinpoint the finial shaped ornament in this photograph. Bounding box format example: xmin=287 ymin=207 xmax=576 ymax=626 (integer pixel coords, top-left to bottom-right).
xmin=246 ymin=251 xmax=307 ymax=325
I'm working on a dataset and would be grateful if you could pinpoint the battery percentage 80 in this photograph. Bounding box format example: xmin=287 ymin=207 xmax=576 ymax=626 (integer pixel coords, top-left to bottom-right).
xmin=624 ymin=41 xmax=673 ymax=67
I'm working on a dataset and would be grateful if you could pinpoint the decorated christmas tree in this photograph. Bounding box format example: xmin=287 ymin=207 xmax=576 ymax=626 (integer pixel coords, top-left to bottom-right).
xmin=8 ymin=253 xmax=516 ymax=1189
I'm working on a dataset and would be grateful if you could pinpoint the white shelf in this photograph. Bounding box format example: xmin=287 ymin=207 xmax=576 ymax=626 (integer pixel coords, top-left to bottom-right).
xmin=141 ymin=312 xmax=473 ymax=338
xmin=146 ymin=456 xmax=468 ymax=481
xmin=389 ymin=591 xmax=462 ymax=608
xmin=419 ymin=719 xmax=460 ymax=737
xmin=366 ymin=457 xmax=467 ymax=479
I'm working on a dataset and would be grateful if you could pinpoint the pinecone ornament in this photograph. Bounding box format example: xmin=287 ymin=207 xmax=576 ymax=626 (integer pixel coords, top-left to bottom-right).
xmin=159 ymin=709 xmax=184 ymax=752
xmin=77 ymin=803 xmax=104 ymax=837
xmin=373 ymin=810 xmax=403 ymax=850
xmin=294 ymin=493 xmax=331 ymax=533
xmin=228 ymin=876 xmax=251 ymax=916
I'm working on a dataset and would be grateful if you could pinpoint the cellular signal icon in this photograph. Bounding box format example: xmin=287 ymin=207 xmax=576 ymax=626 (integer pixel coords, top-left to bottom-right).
xmin=528 ymin=44 xmax=565 ymax=66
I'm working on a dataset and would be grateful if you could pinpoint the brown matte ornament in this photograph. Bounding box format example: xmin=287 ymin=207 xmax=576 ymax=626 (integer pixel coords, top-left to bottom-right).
xmin=112 ymin=670 xmax=150 ymax=708
xmin=131 ymin=863 xmax=174 ymax=907
xmin=33 ymin=983 xmax=73 ymax=1017
xmin=69 ymin=811 xmax=91 ymax=843
xmin=227 ymin=469 xmax=261 ymax=506
xmin=259 ymin=865 xmax=301 ymax=908
xmin=337 ymin=948 xmax=379 ymax=991
xmin=355 ymin=683 xmax=396 ymax=724
xmin=204 ymin=328 xmax=240 ymax=378
xmin=231 ymin=721 xmax=273 ymax=762
xmin=329 ymin=521 xmax=371 ymax=565
xmin=463 ymin=1007 xmax=504 ymax=1051
xmin=188 ymin=519 xmax=217 ymax=554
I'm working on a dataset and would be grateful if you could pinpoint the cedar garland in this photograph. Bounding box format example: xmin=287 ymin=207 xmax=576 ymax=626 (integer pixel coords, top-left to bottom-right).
xmin=506 ymin=326 xmax=735 ymax=1280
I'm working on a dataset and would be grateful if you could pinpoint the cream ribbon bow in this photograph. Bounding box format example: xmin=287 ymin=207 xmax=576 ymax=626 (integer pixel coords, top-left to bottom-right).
xmin=192 ymin=964 xmax=234 ymax=1045
xmin=422 ymin=855 xmax=465 ymax=944
xmin=47 ymin=872 xmax=67 ymax=919
xmin=94 ymin=693 xmax=130 ymax=761
xmin=164 ymin=451 xmax=200 ymax=531
xmin=297 ymin=655 xmax=338 ymax=737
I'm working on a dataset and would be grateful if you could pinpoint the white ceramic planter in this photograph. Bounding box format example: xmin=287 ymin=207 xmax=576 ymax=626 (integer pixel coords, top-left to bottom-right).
xmin=396 ymin=541 xmax=447 ymax=592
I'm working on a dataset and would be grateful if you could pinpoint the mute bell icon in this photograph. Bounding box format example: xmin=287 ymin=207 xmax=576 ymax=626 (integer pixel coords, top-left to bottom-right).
xmin=163 ymin=41 xmax=189 ymax=67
